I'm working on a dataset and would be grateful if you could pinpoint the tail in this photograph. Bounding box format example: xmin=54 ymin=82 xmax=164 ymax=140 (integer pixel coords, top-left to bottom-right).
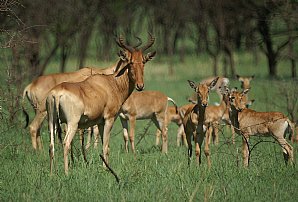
xmin=167 ymin=97 xmax=178 ymax=113
xmin=22 ymin=85 xmax=31 ymax=128
xmin=286 ymin=118 xmax=295 ymax=142
xmin=47 ymin=94 xmax=62 ymax=145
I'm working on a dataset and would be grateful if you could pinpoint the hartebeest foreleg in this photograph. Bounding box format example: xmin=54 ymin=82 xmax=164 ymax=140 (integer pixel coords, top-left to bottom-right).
xmin=152 ymin=113 xmax=168 ymax=153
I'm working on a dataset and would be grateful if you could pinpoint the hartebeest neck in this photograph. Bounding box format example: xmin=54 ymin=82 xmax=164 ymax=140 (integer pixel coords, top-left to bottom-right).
xmin=113 ymin=62 xmax=137 ymax=103
xmin=229 ymin=108 xmax=240 ymax=134
xmin=196 ymin=104 xmax=206 ymax=133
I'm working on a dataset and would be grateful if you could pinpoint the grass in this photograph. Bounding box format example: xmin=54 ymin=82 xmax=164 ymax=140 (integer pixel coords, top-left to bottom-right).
xmin=0 ymin=51 xmax=298 ymax=201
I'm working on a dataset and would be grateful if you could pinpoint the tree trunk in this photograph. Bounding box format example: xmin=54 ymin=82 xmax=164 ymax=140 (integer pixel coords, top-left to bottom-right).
xmin=258 ymin=14 xmax=277 ymax=78
xmin=78 ymin=25 xmax=94 ymax=68
xmin=60 ymin=44 xmax=69 ymax=73
xmin=268 ymin=53 xmax=277 ymax=77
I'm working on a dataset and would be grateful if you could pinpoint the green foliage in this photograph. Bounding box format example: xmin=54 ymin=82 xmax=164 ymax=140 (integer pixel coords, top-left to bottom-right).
xmin=1 ymin=53 xmax=298 ymax=201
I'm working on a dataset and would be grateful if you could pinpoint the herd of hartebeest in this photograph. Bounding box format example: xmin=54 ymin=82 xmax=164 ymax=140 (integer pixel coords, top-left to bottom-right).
xmin=22 ymin=34 xmax=296 ymax=175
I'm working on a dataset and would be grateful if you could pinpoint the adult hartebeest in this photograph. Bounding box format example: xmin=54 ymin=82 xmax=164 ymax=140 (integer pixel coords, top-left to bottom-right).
xmin=22 ymin=65 xmax=115 ymax=150
xmin=46 ymin=34 xmax=156 ymax=174
xmin=228 ymin=88 xmax=294 ymax=167
xmin=119 ymin=90 xmax=177 ymax=153
xmin=182 ymin=77 xmax=219 ymax=167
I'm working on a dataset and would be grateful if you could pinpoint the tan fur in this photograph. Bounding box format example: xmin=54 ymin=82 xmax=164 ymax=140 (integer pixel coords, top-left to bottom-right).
xmin=22 ymin=66 xmax=115 ymax=150
xmin=46 ymin=36 xmax=156 ymax=175
xmin=119 ymin=90 xmax=177 ymax=153
xmin=228 ymin=89 xmax=294 ymax=167
xmin=182 ymin=77 xmax=219 ymax=167
xmin=236 ymin=74 xmax=255 ymax=107
xmin=188 ymin=76 xmax=229 ymax=102
xmin=156 ymin=103 xmax=194 ymax=147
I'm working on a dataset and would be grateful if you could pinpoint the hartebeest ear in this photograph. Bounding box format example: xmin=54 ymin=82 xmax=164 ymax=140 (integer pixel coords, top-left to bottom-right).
xmin=246 ymin=99 xmax=255 ymax=107
xmin=115 ymin=64 xmax=129 ymax=77
xmin=208 ymin=77 xmax=219 ymax=90
xmin=236 ymin=75 xmax=244 ymax=82
xmin=188 ymin=80 xmax=197 ymax=91
xmin=249 ymin=75 xmax=255 ymax=80
xmin=143 ymin=51 xmax=156 ymax=63
xmin=118 ymin=50 xmax=128 ymax=61
xmin=242 ymin=88 xmax=250 ymax=95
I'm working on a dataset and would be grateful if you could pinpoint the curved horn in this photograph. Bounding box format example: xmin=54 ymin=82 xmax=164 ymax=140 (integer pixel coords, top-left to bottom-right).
xmin=116 ymin=35 xmax=134 ymax=52
xmin=134 ymin=36 xmax=142 ymax=49
xmin=141 ymin=33 xmax=155 ymax=51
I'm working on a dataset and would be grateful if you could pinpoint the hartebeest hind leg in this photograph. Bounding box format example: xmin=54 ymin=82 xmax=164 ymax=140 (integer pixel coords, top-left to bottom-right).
xmin=275 ymin=135 xmax=294 ymax=165
xmin=63 ymin=123 xmax=79 ymax=175
xmin=152 ymin=114 xmax=168 ymax=153
xmin=128 ymin=117 xmax=137 ymax=154
xmin=29 ymin=111 xmax=47 ymax=150
xmin=120 ymin=118 xmax=130 ymax=153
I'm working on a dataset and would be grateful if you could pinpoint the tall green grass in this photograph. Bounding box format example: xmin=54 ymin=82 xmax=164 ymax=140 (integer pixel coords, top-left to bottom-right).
xmin=1 ymin=52 xmax=297 ymax=201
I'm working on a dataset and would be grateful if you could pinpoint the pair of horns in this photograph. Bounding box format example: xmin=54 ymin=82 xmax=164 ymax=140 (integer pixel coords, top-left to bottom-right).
xmin=116 ymin=33 xmax=155 ymax=52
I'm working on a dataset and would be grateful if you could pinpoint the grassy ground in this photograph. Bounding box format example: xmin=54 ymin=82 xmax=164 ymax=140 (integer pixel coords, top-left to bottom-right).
xmin=0 ymin=52 xmax=297 ymax=201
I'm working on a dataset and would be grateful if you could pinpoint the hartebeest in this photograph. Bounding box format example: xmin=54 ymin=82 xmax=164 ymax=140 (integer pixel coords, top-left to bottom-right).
xmin=188 ymin=76 xmax=229 ymax=103
xmin=22 ymin=65 xmax=115 ymax=150
xmin=228 ymin=88 xmax=294 ymax=166
xmin=46 ymin=34 xmax=156 ymax=174
xmin=204 ymin=86 xmax=230 ymax=145
xmin=182 ymin=77 xmax=219 ymax=167
xmin=119 ymin=90 xmax=177 ymax=153
xmin=236 ymin=74 xmax=255 ymax=107
xmin=155 ymin=103 xmax=194 ymax=147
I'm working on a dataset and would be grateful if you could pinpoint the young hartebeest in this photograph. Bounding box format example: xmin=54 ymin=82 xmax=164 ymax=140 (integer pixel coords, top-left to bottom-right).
xmin=204 ymin=86 xmax=230 ymax=145
xmin=155 ymin=103 xmax=194 ymax=147
xmin=228 ymin=88 xmax=294 ymax=167
xmin=236 ymin=74 xmax=255 ymax=107
xmin=182 ymin=77 xmax=219 ymax=167
xmin=188 ymin=76 xmax=229 ymax=103
xmin=119 ymin=90 xmax=178 ymax=153
xmin=22 ymin=64 xmax=115 ymax=150
xmin=46 ymin=34 xmax=156 ymax=175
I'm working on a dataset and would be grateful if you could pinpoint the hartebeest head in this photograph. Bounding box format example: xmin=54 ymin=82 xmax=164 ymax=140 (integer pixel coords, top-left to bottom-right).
xmin=116 ymin=34 xmax=156 ymax=91
xmin=236 ymin=74 xmax=254 ymax=90
xmin=228 ymin=88 xmax=250 ymax=112
xmin=188 ymin=77 xmax=219 ymax=107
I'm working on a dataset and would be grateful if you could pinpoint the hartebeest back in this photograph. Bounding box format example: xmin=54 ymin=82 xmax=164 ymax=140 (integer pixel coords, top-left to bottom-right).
xmin=119 ymin=90 xmax=177 ymax=153
xmin=228 ymin=88 xmax=294 ymax=166
xmin=182 ymin=77 xmax=219 ymax=167
xmin=46 ymin=34 xmax=156 ymax=174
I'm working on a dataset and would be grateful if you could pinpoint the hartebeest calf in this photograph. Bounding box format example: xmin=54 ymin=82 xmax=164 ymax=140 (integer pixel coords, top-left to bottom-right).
xmin=22 ymin=64 xmax=115 ymax=150
xmin=236 ymin=74 xmax=255 ymax=107
xmin=119 ymin=90 xmax=177 ymax=153
xmin=188 ymin=76 xmax=229 ymax=103
xmin=204 ymin=86 xmax=230 ymax=145
xmin=182 ymin=77 xmax=219 ymax=167
xmin=155 ymin=103 xmax=194 ymax=147
xmin=228 ymin=88 xmax=294 ymax=167
xmin=46 ymin=35 xmax=156 ymax=174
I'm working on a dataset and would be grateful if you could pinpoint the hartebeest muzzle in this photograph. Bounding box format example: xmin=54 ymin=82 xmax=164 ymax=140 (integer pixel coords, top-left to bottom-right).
xmin=136 ymin=83 xmax=144 ymax=91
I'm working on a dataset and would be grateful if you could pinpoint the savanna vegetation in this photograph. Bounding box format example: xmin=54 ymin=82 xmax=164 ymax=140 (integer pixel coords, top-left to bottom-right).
xmin=1 ymin=0 xmax=298 ymax=201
